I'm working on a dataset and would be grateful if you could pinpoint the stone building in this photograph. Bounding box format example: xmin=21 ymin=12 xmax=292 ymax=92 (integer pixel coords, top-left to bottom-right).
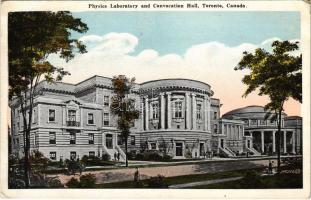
xmin=10 ymin=76 xmax=302 ymax=160
xmin=222 ymin=106 xmax=302 ymax=155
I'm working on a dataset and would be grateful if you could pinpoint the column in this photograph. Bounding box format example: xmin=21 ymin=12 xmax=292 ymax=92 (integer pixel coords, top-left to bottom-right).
xmin=160 ymin=93 xmax=165 ymax=129
xmin=222 ymin=123 xmax=224 ymax=135
xmin=167 ymin=92 xmax=171 ymax=129
xmin=191 ymin=94 xmax=196 ymax=130
xmin=62 ymin=106 xmax=66 ymax=126
xmin=292 ymin=132 xmax=296 ymax=154
xmin=272 ymin=131 xmax=276 ymax=153
xmin=227 ymin=124 xmax=230 ymax=138
xmin=185 ymin=93 xmax=191 ymax=130
xmin=283 ymin=131 xmax=287 ymax=153
xmin=261 ymin=131 xmax=265 ymax=153
xmin=80 ymin=107 xmax=83 ymax=127
xmin=141 ymin=102 xmax=144 ymax=130
xmin=145 ymin=96 xmax=149 ymax=130
xmin=207 ymin=98 xmax=211 ymax=131
xmin=204 ymin=96 xmax=208 ymax=131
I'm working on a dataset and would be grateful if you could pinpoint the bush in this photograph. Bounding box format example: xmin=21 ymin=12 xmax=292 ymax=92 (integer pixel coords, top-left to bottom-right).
xmin=79 ymin=173 xmax=96 ymax=188
xmin=147 ymin=175 xmax=168 ymax=188
xmin=135 ymin=153 xmax=144 ymax=160
xmin=65 ymin=173 xmax=96 ymax=188
xmin=102 ymin=153 xmax=111 ymax=161
xmin=66 ymin=177 xmax=80 ymax=188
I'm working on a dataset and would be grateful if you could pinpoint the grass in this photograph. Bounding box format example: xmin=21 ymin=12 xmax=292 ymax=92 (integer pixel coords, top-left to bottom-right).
xmin=95 ymin=168 xmax=264 ymax=188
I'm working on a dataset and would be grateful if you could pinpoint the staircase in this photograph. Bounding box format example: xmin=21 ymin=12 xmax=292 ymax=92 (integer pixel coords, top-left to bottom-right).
xmin=219 ymin=147 xmax=236 ymax=158
xmin=247 ymin=147 xmax=261 ymax=156
xmin=102 ymin=145 xmax=126 ymax=162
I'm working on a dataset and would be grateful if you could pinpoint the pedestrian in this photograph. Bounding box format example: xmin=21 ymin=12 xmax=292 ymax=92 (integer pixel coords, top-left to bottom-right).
xmin=268 ymin=160 xmax=273 ymax=174
xmin=117 ymin=151 xmax=120 ymax=162
xmin=134 ymin=167 xmax=140 ymax=187
xmin=114 ymin=152 xmax=117 ymax=161
xmin=210 ymin=151 xmax=213 ymax=159
xmin=246 ymin=151 xmax=249 ymax=158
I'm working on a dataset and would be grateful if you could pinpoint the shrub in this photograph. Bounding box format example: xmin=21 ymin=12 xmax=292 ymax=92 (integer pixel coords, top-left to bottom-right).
xmin=147 ymin=175 xmax=168 ymax=188
xmin=135 ymin=153 xmax=144 ymax=160
xmin=162 ymin=154 xmax=172 ymax=161
xmin=79 ymin=173 xmax=96 ymax=188
xmin=102 ymin=153 xmax=111 ymax=161
xmin=66 ymin=177 xmax=80 ymax=188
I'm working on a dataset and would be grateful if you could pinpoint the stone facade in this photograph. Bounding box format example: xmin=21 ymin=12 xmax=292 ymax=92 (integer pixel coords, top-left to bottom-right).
xmin=10 ymin=76 xmax=302 ymax=160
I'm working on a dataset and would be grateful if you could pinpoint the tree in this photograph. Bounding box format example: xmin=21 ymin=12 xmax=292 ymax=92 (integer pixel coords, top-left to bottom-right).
xmin=111 ymin=75 xmax=140 ymax=167
xmin=8 ymin=11 xmax=88 ymax=187
xmin=235 ymin=40 xmax=302 ymax=173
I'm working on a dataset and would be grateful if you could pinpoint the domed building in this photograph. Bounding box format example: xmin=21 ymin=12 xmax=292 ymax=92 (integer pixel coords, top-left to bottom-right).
xmin=222 ymin=105 xmax=302 ymax=155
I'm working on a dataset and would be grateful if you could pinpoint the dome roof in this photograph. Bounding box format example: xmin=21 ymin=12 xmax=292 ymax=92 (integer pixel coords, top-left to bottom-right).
xmin=222 ymin=105 xmax=286 ymax=120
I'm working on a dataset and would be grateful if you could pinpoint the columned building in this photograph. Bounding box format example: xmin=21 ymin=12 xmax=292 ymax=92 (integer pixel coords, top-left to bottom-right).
xmin=10 ymin=76 xmax=302 ymax=160
xmin=222 ymin=106 xmax=302 ymax=155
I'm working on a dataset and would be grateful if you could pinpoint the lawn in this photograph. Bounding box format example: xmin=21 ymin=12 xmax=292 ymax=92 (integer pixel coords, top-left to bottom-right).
xmin=95 ymin=168 xmax=264 ymax=188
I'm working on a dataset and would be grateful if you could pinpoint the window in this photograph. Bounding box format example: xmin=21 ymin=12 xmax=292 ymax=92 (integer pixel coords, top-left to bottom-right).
xmin=49 ymin=109 xmax=55 ymax=122
xmin=103 ymin=95 xmax=109 ymax=106
xmin=117 ymin=135 xmax=123 ymax=145
xmin=68 ymin=110 xmax=76 ymax=121
xmin=174 ymin=101 xmax=182 ymax=118
xmin=152 ymin=103 xmax=159 ymax=119
xmin=49 ymin=132 xmax=56 ymax=144
xmin=17 ymin=122 xmax=20 ymax=130
xmin=270 ymin=119 xmax=275 ymax=124
xmin=196 ymin=104 xmax=202 ymax=120
xmin=251 ymin=119 xmax=257 ymax=126
xmin=103 ymin=113 xmax=109 ymax=126
xmin=89 ymin=133 xmax=94 ymax=144
xmin=131 ymin=136 xmax=135 ymax=145
xmin=213 ymin=124 xmax=218 ymax=134
xmin=70 ymin=151 xmax=76 ymax=160
xmin=70 ymin=132 xmax=76 ymax=144
xmin=35 ymin=133 xmax=39 ymax=146
xmin=89 ymin=151 xmax=95 ymax=157
xmin=88 ymin=113 xmax=94 ymax=124
xmin=213 ymin=112 xmax=217 ymax=120
xmin=50 ymin=152 xmax=56 ymax=160
xmin=260 ymin=120 xmax=266 ymax=125
xmin=150 ymin=142 xmax=157 ymax=150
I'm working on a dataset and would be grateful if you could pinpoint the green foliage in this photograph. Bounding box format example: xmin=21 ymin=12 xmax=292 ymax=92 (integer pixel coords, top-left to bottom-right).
xmin=111 ymin=75 xmax=140 ymax=167
xmin=146 ymin=175 xmax=168 ymax=188
xmin=102 ymin=153 xmax=111 ymax=161
xmin=133 ymin=151 xmax=172 ymax=161
xmin=66 ymin=177 xmax=80 ymax=188
xmin=79 ymin=173 xmax=96 ymax=188
xmin=29 ymin=150 xmax=50 ymax=172
xmin=66 ymin=173 xmax=96 ymax=188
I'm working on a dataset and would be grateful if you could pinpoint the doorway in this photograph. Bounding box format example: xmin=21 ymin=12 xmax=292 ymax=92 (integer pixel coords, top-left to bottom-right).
xmin=175 ymin=142 xmax=183 ymax=156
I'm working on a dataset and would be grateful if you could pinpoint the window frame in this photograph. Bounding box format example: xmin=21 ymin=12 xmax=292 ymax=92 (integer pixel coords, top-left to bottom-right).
xmin=70 ymin=132 xmax=76 ymax=144
xmin=196 ymin=104 xmax=202 ymax=120
xmin=87 ymin=113 xmax=95 ymax=125
xmin=49 ymin=132 xmax=56 ymax=144
xmin=103 ymin=112 xmax=109 ymax=126
xmin=103 ymin=95 xmax=110 ymax=106
xmin=88 ymin=133 xmax=94 ymax=144
xmin=50 ymin=152 xmax=56 ymax=160
xmin=174 ymin=101 xmax=183 ymax=118
xmin=130 ymin=135 xmax=135 ymax=146
xmin=48 ymin=109 xmax=56 ymax=122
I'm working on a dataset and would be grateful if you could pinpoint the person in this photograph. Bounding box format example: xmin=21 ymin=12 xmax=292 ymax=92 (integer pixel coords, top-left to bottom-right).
xmin=134 ymin=167 xmax=140 ymax=187
xmin=268 ymin=160 xmax=273 ymax=174
xmin=246 ymin=151 xmax=249 ymax=158
xmin=117 ymin=151 xmax=120 ymax=162
xmin=114 ymin=152 xmax=117 ymax=161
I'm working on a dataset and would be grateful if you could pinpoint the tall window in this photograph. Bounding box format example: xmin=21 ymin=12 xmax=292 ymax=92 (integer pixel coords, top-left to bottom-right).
xmin=131 ymin=136 xmax=135 ymax=145
xmin=152 ymin=103 xmax=159 ymax=119
xmin=117 ymin=135 xmax=123 ymax=145
xmin=174 ymin=101 xmax=182 ymax=118
xmin=50 ymin=152 xmax=56 ymax=160
xmin=88 ymin=133 xmax=94 ymax=144
xmin=88 ymin=113 xmax=94 ymax=124
xmin=49 ymin=132 xmax=56 ymax=144
xmin=70 ymin=132 xmax=76 ymax=144
xmin=49 ymin=109 xmax=55 ymax=122
xmin=68 ymin=110 xmax=76 ymax=121
xmin=103 ymin=113 xmax=109 ymax=126
xmin=213 ymin=124 xmax=218 ymax=134
xmin=251 ymin=119 xmax=257 ymax=126
xmin=213 ymin=112 xmax=217 ymax=120
xmin=196 ymin=104 xmax=202 ymax=120
xmin=89 ymin=151 xmax=95 ymax=157
xmin=103 ymin=95 xmax=109 ymax=106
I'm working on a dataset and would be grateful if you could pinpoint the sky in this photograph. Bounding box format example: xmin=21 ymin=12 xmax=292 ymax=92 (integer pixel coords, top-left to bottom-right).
xmin=48 ymin=11 xmax=301 ymax=116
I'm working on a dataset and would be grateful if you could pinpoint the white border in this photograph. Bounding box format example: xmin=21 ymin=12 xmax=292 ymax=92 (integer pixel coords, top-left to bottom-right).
xmin=0 ymin=1 xmax=310 ymax=199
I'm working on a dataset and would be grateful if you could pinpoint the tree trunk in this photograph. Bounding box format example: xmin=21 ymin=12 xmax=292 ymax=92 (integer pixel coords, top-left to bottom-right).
xmin=23 ymin=127 xmax=31 ymax=187
xmin=277 ymin=109 xmax=282 ymax=173
xmin=125 ymin=137 xmax=128 ymax=167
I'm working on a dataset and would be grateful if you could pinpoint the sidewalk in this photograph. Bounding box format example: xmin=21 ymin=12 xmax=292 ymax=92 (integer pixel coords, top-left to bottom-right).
xmin=168 ymin=176 xmax=243 ymax=188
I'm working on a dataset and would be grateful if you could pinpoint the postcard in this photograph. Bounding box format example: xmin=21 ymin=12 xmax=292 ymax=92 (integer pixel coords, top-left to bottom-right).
xmin=0 ymin=0 xmax=310 ymax=199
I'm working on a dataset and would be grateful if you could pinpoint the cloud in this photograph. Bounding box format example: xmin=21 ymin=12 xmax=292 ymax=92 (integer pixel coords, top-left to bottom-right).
xmin=47 ymin=33 xmax=301 ymax=115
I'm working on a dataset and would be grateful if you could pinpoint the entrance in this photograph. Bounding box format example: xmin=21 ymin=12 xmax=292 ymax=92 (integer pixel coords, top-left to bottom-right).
xmin=200 ymin=143 xmax=205 ymax=156
xmin=220 ymin=139 xmax=224 ymax=148
xmin=175 ymin=142 xmax=183 ymax=156
xmin=106 ymin=134 xmax=113 ymax=149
